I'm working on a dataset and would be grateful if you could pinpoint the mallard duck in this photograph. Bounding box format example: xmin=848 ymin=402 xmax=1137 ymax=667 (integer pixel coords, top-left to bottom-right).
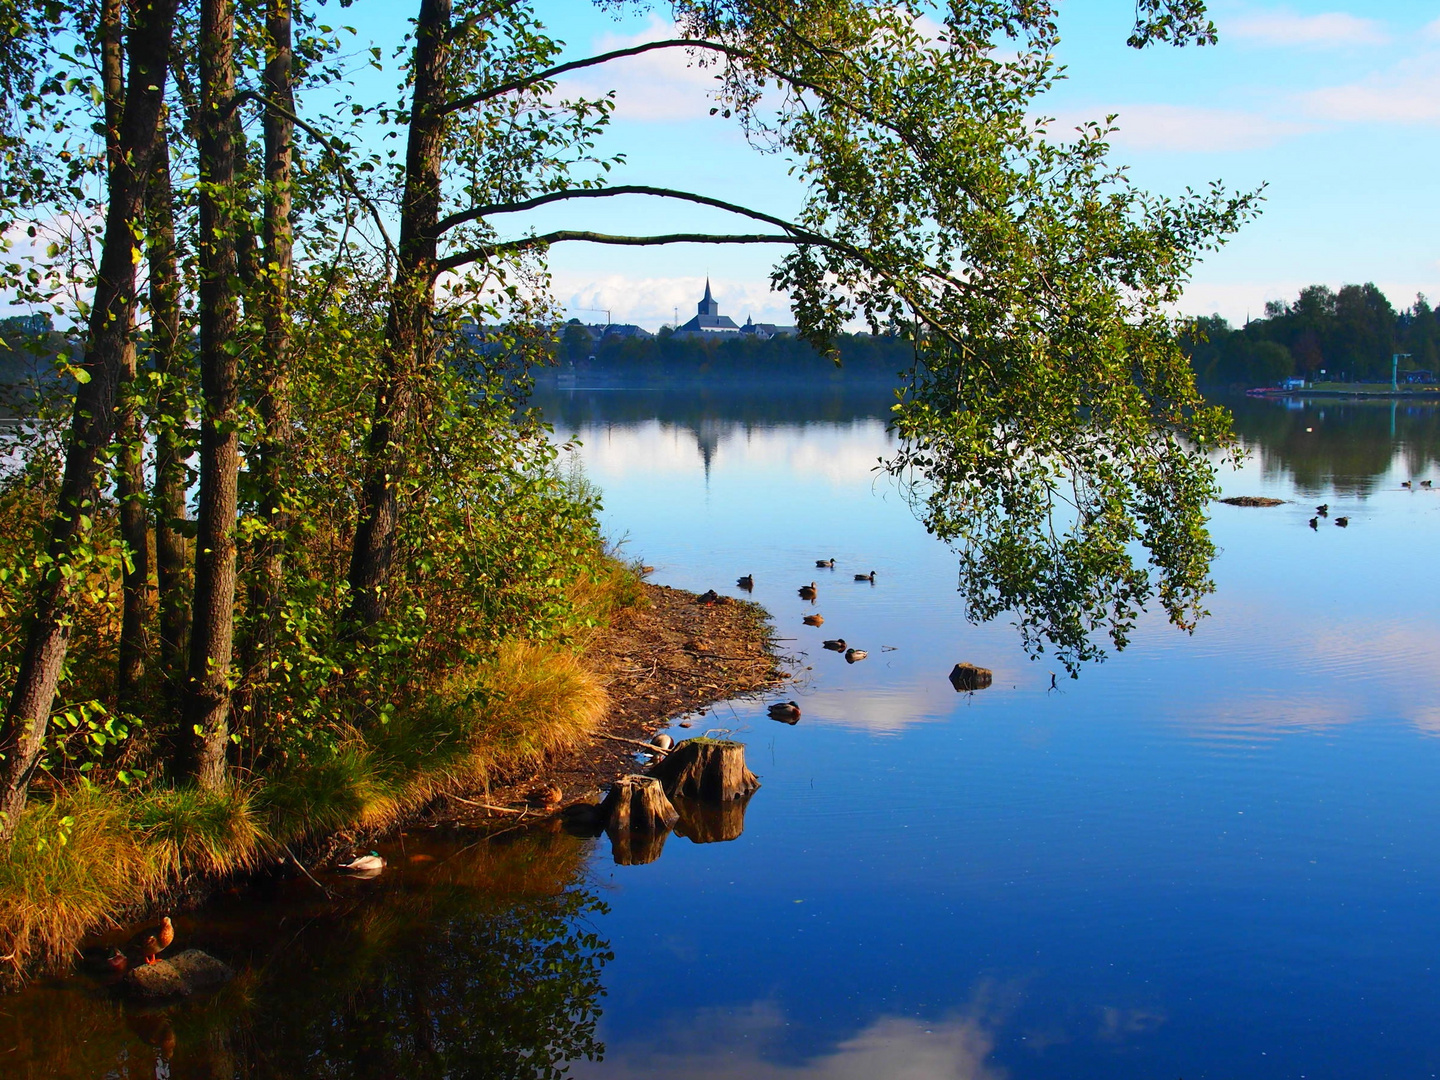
xmin=767 ymin=701 xmax=801 ymax=723
xmin=1308 ymin=517 xmax=1318 ymax=530
xmin=107 ymin=948 xmax=129 ymax=974
xmin=736 ymin=574 xmax=754 ymax=590
xmin=699 ymin=589 xmax=720 ymax=604
xmin=1423 ymin=480 xmax=1433 ymax=488
xmin=340 ymin=851 xmax=386 ymax=873
xmin=803 ymin=613 xmax=824 ymax=626
xmin=141 ymin=935 xmax=164 ymax=965
xmin=816 ymin=558 xmax=835 ymax=568
xmin=650 ymin=733 xmax=674 ymax=750
xmin=822 ymin=638 xmax=847 ymax=651
xmin=1316 ymin=504 xmax=1329 ymax=515
xmin=527 ymin=784 xmax=564 ymax=809
xmin=1402 ymin=481 xmax=1413 ymax=489
xmin=854 ymin=571 xmax=876 ymax=582
xmin=1335 ymin=516 xmax=1349 ymax=527
xmin=798 ymin=582 xmax=817 ymax=599
xmin=845 ymin=648 xmax=868 ymax=663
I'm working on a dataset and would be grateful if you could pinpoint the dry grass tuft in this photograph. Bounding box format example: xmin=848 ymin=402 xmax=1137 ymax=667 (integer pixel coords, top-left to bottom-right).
xmin=132 ymin=786 xmax=268 ymax=879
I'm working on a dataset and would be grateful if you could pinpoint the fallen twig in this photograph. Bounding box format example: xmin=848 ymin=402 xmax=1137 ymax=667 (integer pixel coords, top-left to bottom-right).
xmin=448 ymin=795 xmax=530 ymax=815
xmin=595 ymin=732 xmax=673 ymax=755
xmin=283 ymin=844 xmax=334 ymax=898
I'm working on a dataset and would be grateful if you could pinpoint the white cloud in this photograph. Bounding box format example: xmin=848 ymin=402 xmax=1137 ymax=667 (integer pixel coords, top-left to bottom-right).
xmin=1045 ymin=105 xmax=1309 ymax=152
xmin=1303 ymin=57 xmax=1440 ymax=124
xmin=1227 ymin=9 xmax=1390 ymax=48
xmin=558 ymin=16 xmax=724 ymax=122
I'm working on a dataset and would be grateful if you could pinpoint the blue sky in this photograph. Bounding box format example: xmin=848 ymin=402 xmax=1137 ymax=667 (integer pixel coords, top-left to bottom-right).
xmin=348 ymin=2 xmax=1440 ymax=329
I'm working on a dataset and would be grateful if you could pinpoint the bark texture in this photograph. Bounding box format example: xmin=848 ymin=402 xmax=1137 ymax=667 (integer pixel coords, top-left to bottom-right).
xmin=345 ymin=0 xmax=452 ymax=629
xmin=0 ymin=0 xmax=180 ymax=839
xmin=241 ymin=0 xmax=295 ymax=729
xmin=149 ymin=115 xmax=191 ymax=689
xmin=183 ymin=0 xmax=241 ymax=789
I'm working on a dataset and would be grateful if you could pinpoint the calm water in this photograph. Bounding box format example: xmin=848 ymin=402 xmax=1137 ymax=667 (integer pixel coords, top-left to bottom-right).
xmin=9 ymin=390 xmax=1440 ymax=1079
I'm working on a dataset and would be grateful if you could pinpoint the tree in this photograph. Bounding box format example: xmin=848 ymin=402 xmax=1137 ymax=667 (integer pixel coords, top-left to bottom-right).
xmin=0 ymin=0 xmax=182 ymax=839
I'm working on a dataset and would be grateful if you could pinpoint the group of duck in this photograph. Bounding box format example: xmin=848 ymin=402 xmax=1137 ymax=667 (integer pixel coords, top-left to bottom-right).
xmin=99 ymin=915 xmax=175 ymax=974
xmin=743 ymin=558 xmax=878 ymax=726
xmin=1308 ymin=503 xmax=1349 ymax=530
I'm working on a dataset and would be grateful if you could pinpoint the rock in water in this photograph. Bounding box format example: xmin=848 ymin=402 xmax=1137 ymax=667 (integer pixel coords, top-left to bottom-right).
xmin=648 ymin=738 xmax=760 ymax=801
xmin=949 ymin=663 xmax=993 ymax=692
xmin=1219 ymin=496 xmax=1285 ymax=507
xmin=600 ymin=775 xmax=679 ymax=833
xmin=123 ymin=949 xmax=234 ymax=1000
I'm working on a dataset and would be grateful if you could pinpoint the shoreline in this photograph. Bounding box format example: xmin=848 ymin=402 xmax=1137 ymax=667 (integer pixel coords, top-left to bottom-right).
xmin=46 ymin=581 xmax=786 ymax=985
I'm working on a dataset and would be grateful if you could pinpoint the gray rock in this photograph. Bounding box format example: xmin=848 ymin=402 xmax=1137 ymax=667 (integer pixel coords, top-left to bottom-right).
xmin=123 ymin=949 xmax=234 ymax=1000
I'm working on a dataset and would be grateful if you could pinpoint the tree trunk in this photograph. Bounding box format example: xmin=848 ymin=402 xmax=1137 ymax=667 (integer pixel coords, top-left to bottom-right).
xmin=672 ymin=793 xmax=752 ymax=844
xmin=149 ymin=114 xmax=191 ymax=690
xmin=241 ymin=0 xmax=295 ymax=733
xmin=600 ymin=775 xmax=678 ymax=866
xmin=647 ymin=738 xmax=760 ymax=802
xmin=0 ymin=0 xmax=179 ymax=840
xmin=182 ymin=0 xmax=241 ymax=790
xmin=345 ymin=0 xmax=451 ymax=630
xmin=99 ymin=0 xmax=152 ymax=706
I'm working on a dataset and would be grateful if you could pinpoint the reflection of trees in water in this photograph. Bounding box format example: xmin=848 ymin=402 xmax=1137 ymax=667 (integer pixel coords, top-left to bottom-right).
xmin=533 ymin=383 xmax=896 ymax=433
xmin=1226 ymin=396 xmax=1440 ymax=495
xmin=0 ymin=829 xmax=612 ymax=1080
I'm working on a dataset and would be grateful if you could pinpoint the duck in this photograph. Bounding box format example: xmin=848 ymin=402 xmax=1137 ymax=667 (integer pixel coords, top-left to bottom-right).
xmin=1316 ymin=503 xmax=1328 ymax=516
xmin=339 ymin=851 xmax=386 ymax=873
xmin=798 ymin=582 xmax=817 ymax=599
xmin=1308 ymin=517 xmax=1318 ymax=530
xmin=1402 ymin=481 xmax=1413 ymax=489
xmin=844 ymin=648 xmax=868 ymax=664
xmin=141 ymin=935 xmax=165 ymax=965
xmin=803 ymin=613 xmax=824 ymax=626
xmin=106 ymin=948 xmax=129 ymax=974
xmin=527 ymin=784 xmax=564 ymax=809
xmin=1423 ymin=480 xmax=1434 ymax=489
xmin=736 ymin=574 xmax=754 ymax=590
xmin=767 ymin=701 xmax=801 ymax=723
xmin=128 ymin=915 xmax=173 ymax=964
xmin=698 ymin=589 xmax=720 ymax=604
xmin=822 ymin=638 xmax=847 ymax=651
xmin=650 ymin=733 xmax=674 ymax=751
xmin=815 ymin=558 xmax=835 ymax=568
xmin=854 ymin=571 xmax=876 ymax=582
xmin=1335 ymin=516 xmax=1349 ymax=527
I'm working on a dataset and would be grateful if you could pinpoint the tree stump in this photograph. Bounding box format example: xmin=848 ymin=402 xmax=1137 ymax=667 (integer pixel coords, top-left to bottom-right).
xmin=599 ymin=775 xmax=678 ymax=834
xmin=949 ymin=663 xmax=993 ymax=691
xmin=673 ymin=793 xmax=751 ymax=844
xmin=648 ymin=738 xmax=759 ymax=801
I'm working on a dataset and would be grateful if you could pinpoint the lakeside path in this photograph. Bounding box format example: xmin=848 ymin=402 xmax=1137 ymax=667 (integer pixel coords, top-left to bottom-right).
xmin=431 ymin=582 xmax=788 ymax=829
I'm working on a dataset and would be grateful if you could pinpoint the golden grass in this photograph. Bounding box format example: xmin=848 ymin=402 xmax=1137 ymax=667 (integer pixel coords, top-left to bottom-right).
xmin=0 ymin=635 xmax=611 ymax=978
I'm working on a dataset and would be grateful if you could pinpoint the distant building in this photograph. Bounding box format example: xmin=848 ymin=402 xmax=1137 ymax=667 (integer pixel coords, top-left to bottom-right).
xmin=673 ymin=280 xmax=741 ymax=339
xmin=1280 ymin=376 xmax=1306 ymax=390
xmin=1403 ymin=370 xmax=1434 ymax=385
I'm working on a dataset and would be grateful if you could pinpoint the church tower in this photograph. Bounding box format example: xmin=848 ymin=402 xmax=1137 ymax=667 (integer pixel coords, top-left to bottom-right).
xmin=698 ymin=278 xmax=719 ymax=317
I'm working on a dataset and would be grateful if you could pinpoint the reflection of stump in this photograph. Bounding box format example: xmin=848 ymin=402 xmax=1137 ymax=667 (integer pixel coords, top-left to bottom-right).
xmin=673 ymin=793 xmax=751 ymax=844
xmin=949 ymin=663 xmax=993 ymax=692
xmin=648 ymin=738 xmax=760 ymax=801
xmin=608 ymin=825 xmax=672 ymax=866
xmin=599 ymin=775 xmax=678 ymax=833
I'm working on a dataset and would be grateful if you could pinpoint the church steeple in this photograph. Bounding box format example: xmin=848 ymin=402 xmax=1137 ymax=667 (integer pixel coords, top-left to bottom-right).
xmin=698 ymin=278 xmax=719 ymax=317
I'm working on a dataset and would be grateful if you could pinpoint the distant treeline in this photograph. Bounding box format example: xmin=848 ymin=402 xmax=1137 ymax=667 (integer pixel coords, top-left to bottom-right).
xmin=1184 ymin=284 xmax=1440 ymax=388
xmin=550 ymin=328 xmax=916 ymax=384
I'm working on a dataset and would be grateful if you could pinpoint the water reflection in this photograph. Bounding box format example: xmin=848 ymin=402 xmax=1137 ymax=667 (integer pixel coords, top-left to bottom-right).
xmin=0 ymin=829 xmax=612 ymax=1079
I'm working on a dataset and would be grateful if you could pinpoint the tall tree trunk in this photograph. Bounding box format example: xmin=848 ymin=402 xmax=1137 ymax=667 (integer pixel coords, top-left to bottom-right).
xmin=149 ymin=114 xmax=191 ymax=692
xmin=344 ymin=0 xmax=452 ymax=630
xmin=99 ymin=0 xmax=153 ymax=705
xmin=0 ymin=0 xmax=179 ymax=841
xmin=182 ymin=0 xmax=241 ymax=790
xmin=241 ymin=0 xmax=295 ymax=732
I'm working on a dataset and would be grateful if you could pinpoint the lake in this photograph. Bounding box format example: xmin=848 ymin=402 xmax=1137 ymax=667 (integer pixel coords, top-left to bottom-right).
xmin=7 ymin=389 xmax=1440 ymax=1079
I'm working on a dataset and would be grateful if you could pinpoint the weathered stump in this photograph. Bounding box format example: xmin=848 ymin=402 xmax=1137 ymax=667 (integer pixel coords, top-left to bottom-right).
xmin=122 ymin=949 xmax=234 ymax=1000
xmin=599 ymin=775 xmax=678 ymax=833
xmin=949 ymin=663 xmax=993 ymax=692
xmin=648 ymin=738 xmax=760 ymax=801
xmin=673 ymin=793 xmax=751 ymax=844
